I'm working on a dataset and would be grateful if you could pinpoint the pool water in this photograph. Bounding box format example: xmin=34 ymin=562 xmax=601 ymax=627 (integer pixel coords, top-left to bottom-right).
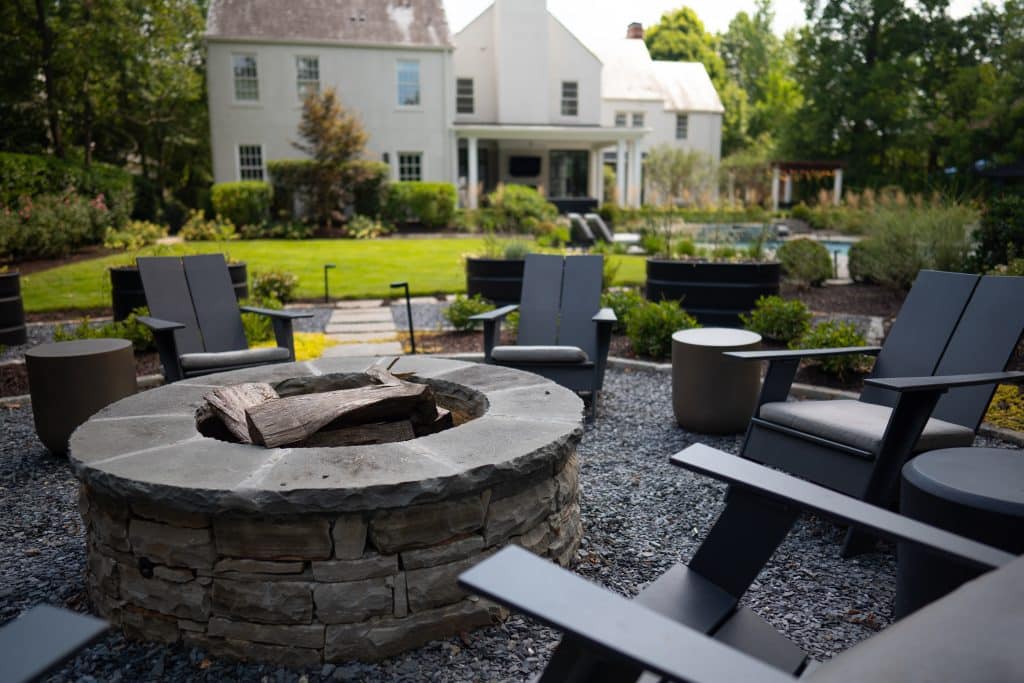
xmin=765 ymin=239 xmax=853 ymax=256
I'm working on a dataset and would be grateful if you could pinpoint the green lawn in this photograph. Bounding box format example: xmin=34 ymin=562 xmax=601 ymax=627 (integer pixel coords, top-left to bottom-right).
xmin=21 ymin=239 xmax=647 ymax=312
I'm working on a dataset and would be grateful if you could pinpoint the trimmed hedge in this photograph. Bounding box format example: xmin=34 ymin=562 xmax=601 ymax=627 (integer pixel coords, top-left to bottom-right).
xmin=212 ymin=181 xmax=273 ymax=227
xmin=349 ymin=160 xmax=390 ymax=217
xmin=267 ymin=158 xmax=391 ymax=222
xmin=0 ymin=152 xmax=134 ymax=226
xmin=384 ymin=181 xmax=456 ymax=229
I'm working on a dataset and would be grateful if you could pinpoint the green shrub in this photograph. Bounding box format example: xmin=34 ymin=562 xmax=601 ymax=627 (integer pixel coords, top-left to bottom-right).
xmin=444 ymin=294 xmax=495 ymax=331
xmin=641 ymin=233 xmax=667 ymax=256
xmin=251 ymin=270 xmax=299 ymax=303
xmin=972 ymin=195 xmax=1024 ymax=271
xmin=534 ymin=222 xmax=571 ymax=248
xmin=777 ymin=238 xmax=832 ymax=287
xmin=739 ymin=295 xmax=811 ymax=343
xmin=600 ymin=288 xmax=643 ymax=333
xmin=790 ymin=202 xmax=812 ymax=223
xmin=240 ymin=297 xmax=282 ymax=344
xmin=346 ymin=214 xmax=393 ymax=239
xmin=989 ymin=258 xmax=1024 ymax=276
xmin=0 ymin=192 xmax=114 ymax=260
xmin=485 ymin=185 xmax=558 ymax=233
xmin=383 ymin=182 xmax=457 ymax=229
xmin=211 ymin=181 xmax=273 ymax=228
xmin=674 ymin=239 xmax=697 ymax=257
xmin=349 ymin=160 xmax=391 ymax=217
xmin=180 ymin=210 xmax=236 ymax=242
xmin=238 ymin=221 xmax=315 ymax=240
xmin=626 ymin=300 xmax=700 ymax=359
xmin=502 ymin=240 xmax=531 ymax=260
xmin=53 ymin=307 xmax=154 ymax=351
xmin=791 ymin=320 xmax=869 ymax=378
xmin=104 ymin=220 xmax=167 ymax=251
xmin=846 ymin=240 xmax=873 ymax=283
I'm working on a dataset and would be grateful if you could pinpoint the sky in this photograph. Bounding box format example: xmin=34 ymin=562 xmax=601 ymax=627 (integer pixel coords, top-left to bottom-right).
xmin=442 ymin=0 xmax=995 ymax=44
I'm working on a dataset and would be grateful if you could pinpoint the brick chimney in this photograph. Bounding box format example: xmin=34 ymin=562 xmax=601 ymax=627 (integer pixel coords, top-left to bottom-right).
xmin=626 ymin=22 xmax=644 ymax=39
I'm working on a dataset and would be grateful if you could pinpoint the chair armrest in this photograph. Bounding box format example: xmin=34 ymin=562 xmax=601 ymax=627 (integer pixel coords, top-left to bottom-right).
xmin=459 ymin=546 xmax=793 ymax=683
xmin=726 ymin=346 xmax=882 ymax=361
xmin=239 ymin=306 xmax=314 ymax=320
xmin=672 ymin=444 xmax=1015 ymax=572
xmin=592 ymin=307 xmax=617 ymax=324
xmin=864 ymin=371 xmax=1024 ymax=393
xmin=136 ymin=316 xmax=185 ymax=332
xmin=469 ymin=304 xmax=519 ymax=322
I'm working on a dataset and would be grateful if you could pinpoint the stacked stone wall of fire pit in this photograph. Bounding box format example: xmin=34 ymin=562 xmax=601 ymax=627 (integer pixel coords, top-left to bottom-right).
xmin=71 ymin=357 xmax=584 ymax=667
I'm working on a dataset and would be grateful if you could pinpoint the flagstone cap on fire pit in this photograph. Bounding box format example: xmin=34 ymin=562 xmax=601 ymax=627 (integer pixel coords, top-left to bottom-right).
xmin=69 ymin=357 xmax=584 ymax=515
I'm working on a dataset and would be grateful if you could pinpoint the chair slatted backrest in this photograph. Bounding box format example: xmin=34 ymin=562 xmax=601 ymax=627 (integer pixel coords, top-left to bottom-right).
xmin=558 ymin=255 xmax=603 ymax=361
xmin=931 ymin=274 xmax=1024 ymax=429
xmin=585 ymin=213 xmax=616 ymax=243
xmin=859 ymin=270 xmax=979 ymax=408
xmin=517 ymin=254 xmax=564 ymax=346
xmin=183 ymin=254 xmax=249 ymax=353
xmin=137 ymin=257 xmax=205 ymax=355
xmin=567 ymin=213 xmax=595 ymax=244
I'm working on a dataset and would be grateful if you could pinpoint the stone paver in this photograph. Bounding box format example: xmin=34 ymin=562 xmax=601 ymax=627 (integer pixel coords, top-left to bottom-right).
xmin=320 ymin=342 xmax=404 ymax=358
xmin=324 ymin=300 xmax=400 ymax=357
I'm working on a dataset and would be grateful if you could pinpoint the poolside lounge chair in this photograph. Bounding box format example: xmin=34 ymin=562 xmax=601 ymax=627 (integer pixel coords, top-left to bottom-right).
xmin=567 ymin=213 xmax=596 ymax=247
xmin=729 ymin=270 xmax=1024 ymax=555
xmin=0 ymin=605 xmax=109 ymax=683
xmin=584 ymin=212 xmax=641 ymax=247
xmin=137 ymin=254 xmax=312 ymax=383
xmin=460 ymin=443 xmax=1017 ymax=682
xmin=470 ymin=253 xmax=615 ymax=413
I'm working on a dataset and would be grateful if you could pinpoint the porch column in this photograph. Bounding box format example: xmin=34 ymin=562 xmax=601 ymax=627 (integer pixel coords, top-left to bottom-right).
xmin=783 ymin=174 xmax=793 ymax=204
xmin=590 ymin=147 xmax=604 ymax=205
xmin=627 ymin=141 xmax=641 ymax=208
xmin=615 ymin=140 xmax=627 ymax=207
xmin=467 ymin=136 xmax=479 ymax=210
xmin=833 ymin=168 xmax=843 ymax=206
xmin=771 ymin=166 xmax=780 ymax=212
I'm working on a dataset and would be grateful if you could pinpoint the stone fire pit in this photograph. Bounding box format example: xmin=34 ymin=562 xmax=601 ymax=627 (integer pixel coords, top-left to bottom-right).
xmin=69 ymin=357 xmax=583 ymax=667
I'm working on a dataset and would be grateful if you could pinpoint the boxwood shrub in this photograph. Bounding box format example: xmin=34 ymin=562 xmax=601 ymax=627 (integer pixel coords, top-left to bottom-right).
xmin=384 ymin=181 xmax=457 ymax=229
xmin=211 ymin=181 xmax=273 ymax=228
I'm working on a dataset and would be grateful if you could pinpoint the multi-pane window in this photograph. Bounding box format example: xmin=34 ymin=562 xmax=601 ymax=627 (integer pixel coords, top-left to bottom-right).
xmin=397 ymin=60 xmax=421 ymax=106
xmin=398 ymin=152 xmax=422 ymax=181
xmin=456 ymin=78 xmax=474 ymax=114
xmin=233 ymin=54 xmax=259 ymax=101
xmin=632 ymin=112 xmax=645 ymax=128
xmin=296 ymin=56 xmax=320 ymax=100
xmin=614 ymin=112 xmax=627 ymax=127
xmin=238 ymin=145 xmax=264 ymax=181
xmin=676 ymin=113 xmax=689 ymax=139
xmin=561 ymin=81 xmax=578 ymax=116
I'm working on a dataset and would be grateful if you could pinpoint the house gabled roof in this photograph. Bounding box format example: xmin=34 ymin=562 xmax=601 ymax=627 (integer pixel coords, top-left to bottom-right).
xmin=599 ymin=38 xmax=724 ymax=114
xmin=651 ymin=61 xmax=724 ymax=114
xmin=206 ymin=0 xmax=453 ymax=49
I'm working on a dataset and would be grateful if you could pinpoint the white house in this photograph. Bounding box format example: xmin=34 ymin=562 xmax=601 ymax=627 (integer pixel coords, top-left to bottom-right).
xmin=205 ymin=0 xmax=723 ymax=210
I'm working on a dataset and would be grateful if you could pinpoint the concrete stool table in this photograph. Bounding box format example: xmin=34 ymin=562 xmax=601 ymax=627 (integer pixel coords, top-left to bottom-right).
xmin=895 ymin=447 xmax=1024 ymax=617
xmin=672 ymin=327 xmax=762 ymax=434
xmin=25 ymin=338 xmax=137 ymax=455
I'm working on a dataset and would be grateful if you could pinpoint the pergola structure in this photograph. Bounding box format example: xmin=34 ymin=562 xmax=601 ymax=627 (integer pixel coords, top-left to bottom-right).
xmin=770 ymin=160 xmax=845 ymax=211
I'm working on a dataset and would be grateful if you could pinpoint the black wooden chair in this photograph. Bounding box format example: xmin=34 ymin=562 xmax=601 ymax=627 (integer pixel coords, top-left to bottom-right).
xmin=0 ymin=605 xmax=108 ymax=683
xmin=729 ymin=270 xmax=1024 ymax=555
xmin=137 ymin=254 xmax=312 ymax=382
xmin=460 ymin=443 xmax=1018 ymax=682
xmin=470 ymin=254 xmax=615 ymax=412
xmin=567 ymin=213 xmax=597 ymax=247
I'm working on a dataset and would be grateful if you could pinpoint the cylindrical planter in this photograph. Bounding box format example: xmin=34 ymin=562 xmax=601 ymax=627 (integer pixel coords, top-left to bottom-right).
xmin=465 ymin=258 xmax=525 ymax=305
xmin=111 ymin=262 xmax=248 ymax=320
xmin=0 ymin=270 xmax=27 ymax=346
xmin=646 ymin=260 xmax=781 ymax=327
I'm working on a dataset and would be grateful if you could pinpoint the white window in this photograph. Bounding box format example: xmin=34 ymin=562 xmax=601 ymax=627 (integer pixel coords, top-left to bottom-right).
xmin=456 ymin=78 xmax=474 ymax=114
xmin=233 ymin=54 xmax=259 ymax=101
xmin=397 ymin=60 xmax=420 ymax=107
xmin=296 ymin=56 xmax=320 ymax=100
xmin=398 ymin=152 xmax=422 ymax=181
xmin=238 ymin=145 xmax=264 ymax=181
xmin=632 ymin=112 xmax=645 ymax=128
xmin=676 ymin=113 xmax=689 ymax=139
xmin=561 ymin=81 xmax=578 ymax=116
xmin=614 ymin=112 xmax=627 ymax=127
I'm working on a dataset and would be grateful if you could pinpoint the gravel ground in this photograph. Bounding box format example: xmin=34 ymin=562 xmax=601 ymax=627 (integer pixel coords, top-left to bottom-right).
xmin=1 ymin=367 xmax=1017 ymax=682
xmin=292 ymin=307 xmax=333 ymax=335
xmin=391 ymin=301 xmax=452 ymax=333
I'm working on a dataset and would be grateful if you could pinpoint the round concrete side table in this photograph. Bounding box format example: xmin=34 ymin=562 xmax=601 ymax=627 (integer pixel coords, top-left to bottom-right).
xmin=672 ymin=327 xmax=762 ymax=434
xmin=26 ymin=338 xmax=137 ymax=455
xmin=895 ymin=447 xmax=1024 ymax=618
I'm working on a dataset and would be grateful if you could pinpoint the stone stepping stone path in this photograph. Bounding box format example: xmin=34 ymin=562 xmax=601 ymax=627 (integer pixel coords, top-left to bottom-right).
xmin=322 ymin=300 xmax=404 ymax=358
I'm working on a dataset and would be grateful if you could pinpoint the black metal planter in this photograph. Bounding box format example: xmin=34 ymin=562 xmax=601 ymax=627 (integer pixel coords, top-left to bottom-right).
xmin=110 ymin=261 xmax=248 ymax=321
xmin=646 ymin=259 xmax=781 ymax=327
xmin=0 ymin=270 xmax=27 ymax=345
xmin=466 ymin=258 xmax=525 ymax=305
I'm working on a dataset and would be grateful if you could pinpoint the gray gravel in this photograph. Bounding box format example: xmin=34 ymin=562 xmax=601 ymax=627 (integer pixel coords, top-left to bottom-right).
xmin=1 ymin=367 xmax=1017 ymax=681
xmin=391 ymin=300 xmax=453 ymax=332
xmin=291 ymin=307 xmax=333 ymax=334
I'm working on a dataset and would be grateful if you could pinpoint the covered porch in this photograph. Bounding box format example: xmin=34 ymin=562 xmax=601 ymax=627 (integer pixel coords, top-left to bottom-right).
xmin=453 ymin=124 xmax=647 ymax=211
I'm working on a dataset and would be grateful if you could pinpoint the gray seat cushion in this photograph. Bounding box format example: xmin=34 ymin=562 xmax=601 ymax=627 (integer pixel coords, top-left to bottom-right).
xmin=180 ymin=346 xmax=290 ymax=371
xmin=491 ymin=345 xmax=589 ymax=364
xmin=758 ymin=399 xmax=975 ymax=455
xmin=807 ymin=556 xmax=1024 ymax=682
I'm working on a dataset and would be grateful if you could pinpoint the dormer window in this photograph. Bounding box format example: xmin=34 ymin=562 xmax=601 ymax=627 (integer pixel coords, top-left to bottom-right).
xmin=561 ymin=81 xmax=578 ymax=116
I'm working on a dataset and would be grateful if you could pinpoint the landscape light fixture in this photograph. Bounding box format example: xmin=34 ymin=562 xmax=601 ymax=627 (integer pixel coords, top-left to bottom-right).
xmin=390 ymin=281 xmax=416 ymax=354
xmin=323 ymin=264 xmax=336 ymax=303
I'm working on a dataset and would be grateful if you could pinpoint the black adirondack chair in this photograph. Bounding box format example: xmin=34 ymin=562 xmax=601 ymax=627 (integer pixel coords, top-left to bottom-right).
xmin=460 ymin=443 xmax=1018 ymax=682
xmin=470 ymin=254 xmax=615 ymax=411
xmin=0 ymin=605 xmax=108 ymax=683
xmin=137 ymin=254 xmax=312 ymax=382
xmin=567 ymin=213 xmax=597 ymax=247
xmin=728 ymin=270 xmax=1024 ymax=555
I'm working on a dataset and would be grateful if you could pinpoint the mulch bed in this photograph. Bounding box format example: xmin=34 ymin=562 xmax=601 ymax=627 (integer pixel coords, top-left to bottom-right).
xmin=785 ymin=282 xmax=906 ymax=318
xmin=4 ymin=245 xmax=120 ymax=276
xmin=0 ymin=352 xmax=161 ymax=398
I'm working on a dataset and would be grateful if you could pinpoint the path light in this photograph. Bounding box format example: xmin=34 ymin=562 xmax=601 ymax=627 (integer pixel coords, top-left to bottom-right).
xmin=323 ymin=263 xmax=336 ymax=303
xmin=390 ymin=281 xmax=416 ymax=354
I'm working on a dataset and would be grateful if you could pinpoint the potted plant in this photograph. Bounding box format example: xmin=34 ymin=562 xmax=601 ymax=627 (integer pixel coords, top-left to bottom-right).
xmin=0 ymin=267 xmax=27 ymax=345
xmin=465 ymin=236 xmax=531 ymax=305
